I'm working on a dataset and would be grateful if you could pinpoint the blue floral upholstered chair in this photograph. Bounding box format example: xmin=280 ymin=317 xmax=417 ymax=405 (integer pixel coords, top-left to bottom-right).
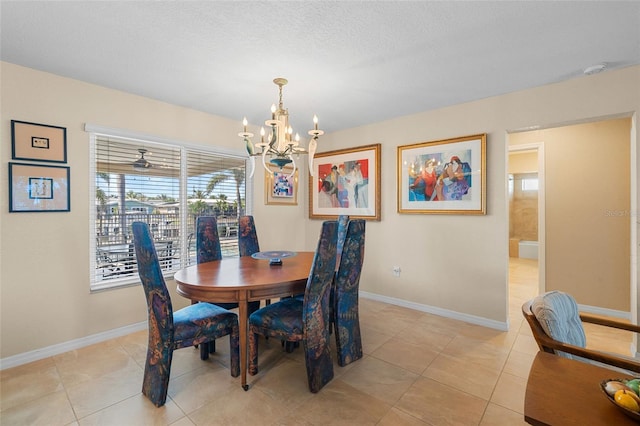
xmin=248 ymin=220 xmax=338 ymax=392
xmin=333 ymin=219 xmax=366 ymax=366
xmin=196 ymin=216 xmax=261 ymax=352
xmin=238 ymin=215 xmax=260 ymax=258
xmin=131 ymin=222 xmax=240 ymax=407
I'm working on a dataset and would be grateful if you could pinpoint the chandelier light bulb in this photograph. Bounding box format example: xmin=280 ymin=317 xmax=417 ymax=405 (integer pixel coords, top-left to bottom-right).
xmin=313 ymin=115 xmax=318 ymax=130
xmin=271 ymin=104 xmax=276 ymax=119
xmin=242 ymin=117 xmax=248 ymax=133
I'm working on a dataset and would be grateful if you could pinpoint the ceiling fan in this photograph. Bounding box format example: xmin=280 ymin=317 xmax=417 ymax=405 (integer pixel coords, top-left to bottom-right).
xmin=132 ymin=148 xmax=153 ymax=170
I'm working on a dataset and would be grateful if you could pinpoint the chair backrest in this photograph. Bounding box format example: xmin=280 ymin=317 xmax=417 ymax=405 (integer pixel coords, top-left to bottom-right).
xmin=335 ymin=215 xmax=349 ymax=271
xmin=303 ymin=221 xmax=338 ymax=335
xmin=238 ymin=215 xmax=260 ymax=257
xmin=196 ymin=216 xmax=222 ymax=263
xmin=132 ymin=221 xmax=174 ymax=340
xmin=333 ymin=219 xmax=366 ymax=365
xmin=335 ymin=219 xmax=366 ymax=298
xmin=527 ymin=291 xmax=587 ymax=360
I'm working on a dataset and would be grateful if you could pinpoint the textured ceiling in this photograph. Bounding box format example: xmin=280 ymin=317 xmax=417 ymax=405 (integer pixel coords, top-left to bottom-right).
xmin=1 ymin=1 xmax=639 ymax=134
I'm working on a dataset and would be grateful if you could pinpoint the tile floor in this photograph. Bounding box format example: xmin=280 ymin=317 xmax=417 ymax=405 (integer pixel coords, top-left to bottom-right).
xmin=0 ymin=258 xmax=633 ymax=425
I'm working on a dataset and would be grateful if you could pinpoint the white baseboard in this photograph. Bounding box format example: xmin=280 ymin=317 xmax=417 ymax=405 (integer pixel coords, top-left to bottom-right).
xmin=359 ymin=291 xmax=509 ymax=331
xmin=0 ymin=321 xmax=147 ymax=370
xmin=577 ymin=303 xmax=630 ymax=320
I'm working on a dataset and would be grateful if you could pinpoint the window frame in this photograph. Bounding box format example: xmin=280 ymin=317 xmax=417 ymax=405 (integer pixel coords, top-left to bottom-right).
xmin=86 ymin=124 xmax=252 ymax=292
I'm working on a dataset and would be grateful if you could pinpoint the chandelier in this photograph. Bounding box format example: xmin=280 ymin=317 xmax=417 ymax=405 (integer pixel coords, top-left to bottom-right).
xmin=239 ymin=78 xmax=323 ymax=178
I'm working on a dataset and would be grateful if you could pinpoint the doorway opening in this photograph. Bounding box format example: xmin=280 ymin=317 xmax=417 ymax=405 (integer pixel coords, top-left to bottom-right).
xmin=508 ymin=143 xmax=545 ymax=298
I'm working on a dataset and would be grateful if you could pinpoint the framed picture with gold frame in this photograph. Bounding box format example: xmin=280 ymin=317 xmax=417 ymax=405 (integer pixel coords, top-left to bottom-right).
xmin=309 ymin=143 xmax=381 ymax=220
xmin=265 ymin=166 xmax=298 ymax=205
xmin=397 ymin=133 xmax=486 ymax=215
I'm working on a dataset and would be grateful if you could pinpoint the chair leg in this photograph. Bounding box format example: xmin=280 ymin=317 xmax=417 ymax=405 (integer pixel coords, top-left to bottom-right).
xmin=200 ymin=343 xmax=210 ymax=360
xmin=305 ymin=341 xmax=334 ymax=393
xmin=229 ymin=324 xmax=240 ymax=377
xmin=209 ymin=340 xmax=216 ymax=353
xmin=248 ymin=329 xmax=259 ymax=375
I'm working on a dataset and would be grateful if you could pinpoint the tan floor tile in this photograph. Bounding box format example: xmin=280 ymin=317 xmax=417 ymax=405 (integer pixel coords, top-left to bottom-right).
xmin=395 ymin=324 xmax=455 ymax=352
xmin=370 ymin=336 xmax=439 ymax=374
xmin=377 ymin=407 xmax=431 ymax=425
xmin=117 ymin=329 xmax=148 ymax=365
xmin=54 ymin=340 xmax=137 ymax=388
xmin=479 ymin=402 xmax=528 ymax=425
xmin=423 ymin=353 xmax=500 ymax=400
xmin=187 ymin=383 xmax=289 ymax=425
xmin=414 ymin=313 xmax=466 ymax=337
xmin=458 ymin=323 xmax=518 ymax=351
xmin=510 ymin=333 xmax=539 ymax=356
xmin=338 ymin=356 xmax=419 ymax=404
xmin=359 ymin=303 xmax=424 ymax=337
xmin=170 ymin=416 xmax=197 ymax=426
xmin=0 ymin=357 xmax=56 ymax=380
xmin=0 ymin=359 xmax=63 ymax=411
xmin=489 ymin=372 xmax=526 ymax=414
xmin=167 ymin=364 xmax=240 ymax=414
xmin=287 ymin=379 xmax=392 ymax=425
xmin=0 ymin=390 xmax=76 ymax=426
xmin=440 ymin=335 xmax=510 ymax=373
xmin=247 ymin=357 xmax=314 ymax=408
xmin=395 ymin=377 xmax=487 ymax=426
xmin=78 ymin=394 xmax=184 ymax=425
xmin=66 ymin=362 xmax=144 ymax=419
xmin=360 ymin=325 xmax=394 ymax=354
xmin=502 ymin=349 xmax=535 ymax=379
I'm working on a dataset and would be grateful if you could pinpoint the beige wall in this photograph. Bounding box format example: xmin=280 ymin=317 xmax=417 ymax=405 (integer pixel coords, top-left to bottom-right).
xmin=510 ymin=119 xmax=631 ymax=310
xmin=310 ymin=65 xmax=638 ymax=324
xmin=2 ymin=61 xmax=639 ymax=360
xmin=509 ymin=151 xmax=538 ymax=174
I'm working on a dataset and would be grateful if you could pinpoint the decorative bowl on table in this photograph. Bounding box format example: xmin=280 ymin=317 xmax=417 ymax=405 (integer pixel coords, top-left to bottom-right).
xmin=251 ymin=251 xmax=297 ymax=266
xmin=600 ymin=379 xmax=640 ymax=422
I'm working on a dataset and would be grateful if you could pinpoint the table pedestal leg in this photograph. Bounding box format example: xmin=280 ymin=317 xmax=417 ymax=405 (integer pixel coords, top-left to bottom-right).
xmin=238 ymin=294 xmax=249 ymax=391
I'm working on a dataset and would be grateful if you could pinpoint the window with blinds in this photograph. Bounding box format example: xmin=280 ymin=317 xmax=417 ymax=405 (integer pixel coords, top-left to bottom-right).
xmin=91 ymin=133 xmax=248 ymax=291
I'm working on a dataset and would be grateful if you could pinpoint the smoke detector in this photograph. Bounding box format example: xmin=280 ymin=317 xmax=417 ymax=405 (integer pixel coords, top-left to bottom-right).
xmin=583 ymin=63 xmax=607 ymax=75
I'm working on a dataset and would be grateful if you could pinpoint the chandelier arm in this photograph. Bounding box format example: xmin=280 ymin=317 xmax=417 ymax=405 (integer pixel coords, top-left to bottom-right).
xmin=308 ymin=137 xmax=317 ymax=177
xmin=261 ymin=148 xmax=271 ymax=174
xmin=288 ymin=154 xmax=297 ymax=180
xmin=248 ymin=156 xmax=255 ymax=179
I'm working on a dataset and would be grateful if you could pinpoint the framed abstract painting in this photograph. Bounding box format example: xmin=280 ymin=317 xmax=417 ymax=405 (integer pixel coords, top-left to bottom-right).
xmin=309 ymin=143 xmax=381 ymax=220
xmin=265 ymin=166 xmax=298 ymax=205
xmin=397 ymin=134 xmax=486 ymax=215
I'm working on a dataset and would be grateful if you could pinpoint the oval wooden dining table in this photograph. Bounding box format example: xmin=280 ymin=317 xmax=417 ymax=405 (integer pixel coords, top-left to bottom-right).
xmin=173 ymin=251 xmax=314 ymax=390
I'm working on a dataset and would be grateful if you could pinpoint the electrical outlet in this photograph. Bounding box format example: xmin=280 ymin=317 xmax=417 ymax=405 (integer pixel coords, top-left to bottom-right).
xmin=392 ymin=266 xmax=401 ymax=277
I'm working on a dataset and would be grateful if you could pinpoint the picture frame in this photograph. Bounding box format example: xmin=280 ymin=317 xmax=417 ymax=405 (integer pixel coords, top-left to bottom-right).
xmin=11 ymin=120 xmax=67 ymax=163
xmin=265 ymin=166 xmax=298 ymax=205
xmin=397 ymin=134 xmax=486 ymax=215
xmin=9 ymin=162 xmax=71 ymax=212
xmin=309 ymin=143 xmax=381 ymax=220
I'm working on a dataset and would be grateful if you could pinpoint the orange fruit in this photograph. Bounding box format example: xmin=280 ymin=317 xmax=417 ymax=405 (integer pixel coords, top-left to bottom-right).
xmin=615 ymin=389 xmax=640 ymax=412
